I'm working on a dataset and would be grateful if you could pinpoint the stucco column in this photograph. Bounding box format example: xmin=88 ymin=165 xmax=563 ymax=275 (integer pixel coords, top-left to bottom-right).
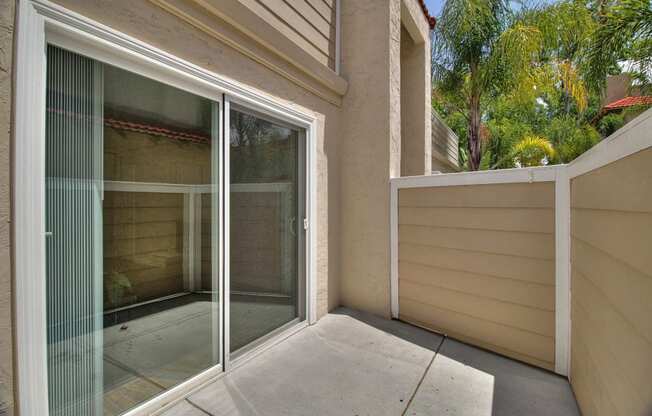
xmin=339 ymin=0 xmax=432 ymax=318
xmin=339 ymin=0 xmax=402 ymax=317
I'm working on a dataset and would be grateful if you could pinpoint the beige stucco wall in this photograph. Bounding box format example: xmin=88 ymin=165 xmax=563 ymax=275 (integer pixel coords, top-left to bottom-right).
xmin=339 ymin=0 xmax=431 ymax=318
xmin=0 ymin=0 xmax=14 ymax=414
xmin=338 ymin=0 xmax=399 ymax=318
xmin=398 ymin=183 xmax=557 ymax=370
xmin=570 ymin=146 xmax=652 ymax=415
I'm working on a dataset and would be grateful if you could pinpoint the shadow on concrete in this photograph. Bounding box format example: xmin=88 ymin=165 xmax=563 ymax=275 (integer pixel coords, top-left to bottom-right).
xmin=333 ymin=307 xmax=580 ymax=416
xmin=330 ymin=307 xmax=444 ymax=353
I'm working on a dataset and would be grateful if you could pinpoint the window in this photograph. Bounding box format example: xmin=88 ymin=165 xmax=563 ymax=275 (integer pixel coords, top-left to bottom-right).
xmin=41 ymin=43 xmax=308 ymax=415
xmin=45 ymin=45 xmax=220 ymax=415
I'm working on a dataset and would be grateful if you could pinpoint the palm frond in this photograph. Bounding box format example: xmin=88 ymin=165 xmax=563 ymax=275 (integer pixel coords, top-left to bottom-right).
xmin=558 ymin=60 xmax=588 ymax=111
xmin=483 ymin=22 xmax=543 ymax=93
xmin=512 ymin=135 xmax=556 ymax=167
xmin=584 ymin=0 xmax=652 ymax=91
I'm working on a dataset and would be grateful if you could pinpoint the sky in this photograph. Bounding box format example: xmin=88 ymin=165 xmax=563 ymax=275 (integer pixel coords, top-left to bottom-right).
xmin=423 ymin=0 xmax=559 ymax=18
xmin=423 ymin=0 xmax=445 ymax=17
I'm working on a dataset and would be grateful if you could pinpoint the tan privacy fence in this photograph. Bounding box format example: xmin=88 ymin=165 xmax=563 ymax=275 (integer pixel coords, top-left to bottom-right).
xmin=397 ymin=182 xmax=557 ymax=370
xmin=567 ymin=118 xmax=652 ymax=415
xmin=390 ymin=109 xmax=652 ymax=415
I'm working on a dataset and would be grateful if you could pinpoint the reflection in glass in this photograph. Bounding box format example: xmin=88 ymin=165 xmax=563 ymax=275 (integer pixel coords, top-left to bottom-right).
xmin=45 ymin=45 xmax=220 ymax=416
xmin=229 ymin=107 xmax=304 ymax=353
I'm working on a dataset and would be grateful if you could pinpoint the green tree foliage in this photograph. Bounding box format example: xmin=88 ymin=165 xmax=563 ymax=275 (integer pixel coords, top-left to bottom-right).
xmin=585 ymin=0 xmax=652 ymax=93
xmin=432 ymin=0 xmax=543 ymax=170
xmin=597 ymin=112 xmax=625 ymax=137
xmin=545 ymin=115 xmax=600 ymax=162
xmin=432 ymin=0 xmax=643 ymax=171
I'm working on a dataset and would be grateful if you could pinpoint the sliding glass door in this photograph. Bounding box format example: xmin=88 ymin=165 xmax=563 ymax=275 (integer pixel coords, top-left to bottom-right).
xmin=228 ymin=105 xmax=306 ymax=356
xmin=44 ymin=43 xmax=307 ymax=416
xmin=45 ymin=45 xmax=221 ymax=415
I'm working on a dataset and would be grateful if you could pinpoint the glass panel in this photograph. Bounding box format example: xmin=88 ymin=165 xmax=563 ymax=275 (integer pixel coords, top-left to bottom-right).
xmin=229 ymin=107 xmax=304 ymax=354
xmin=46 ymin=45 xmax=221 ymax=416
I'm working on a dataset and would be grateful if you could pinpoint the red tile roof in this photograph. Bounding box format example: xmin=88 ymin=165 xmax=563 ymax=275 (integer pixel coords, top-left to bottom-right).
xmin=417 ymin=0 xmax=437 ymax=30
xmin=603 ymin=96 xmax=652 ymax=111
xmin=105 ymin=118 xmax=210 ymax=143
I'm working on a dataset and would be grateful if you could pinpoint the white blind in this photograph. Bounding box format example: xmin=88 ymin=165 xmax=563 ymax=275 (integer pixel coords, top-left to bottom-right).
xmin=45 ymin=45 xmax=104 ymax=416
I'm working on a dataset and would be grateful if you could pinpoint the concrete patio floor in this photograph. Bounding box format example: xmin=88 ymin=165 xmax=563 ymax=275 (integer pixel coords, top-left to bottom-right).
xmin=159 ymin=308 xmax=580 ymax=416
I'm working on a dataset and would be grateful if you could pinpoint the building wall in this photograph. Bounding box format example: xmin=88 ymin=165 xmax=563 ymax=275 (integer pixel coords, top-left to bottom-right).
xmin=231 ymin=0 xmax=337 ymax=69
xmin=152 ymin=0 xmax=346 ymax=105
xmin=570 ymin=146 xmax=652 ymax=416
xmin=397 ymin=182 xmax=557 ymax=370
xmin=5 ymin=0 xmax=434 ymax=410
xmin=42 ymin=0 xmax=343 ymax=318
xmin=338 ymin=0 xmax=399 ymax=318
xmin=0 ymin=0 xmax=14 ymax=414
xmin=339 ymin=0 xmax=431 ymax=318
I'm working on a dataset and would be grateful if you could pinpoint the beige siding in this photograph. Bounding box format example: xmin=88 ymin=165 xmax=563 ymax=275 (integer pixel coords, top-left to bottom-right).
xmin=103 ymin=125 xmax=212 ymax=308
xmin=570 ymin=147 xmax=652 ymax=416
xmin=238 ymin=0 xmax=336 ymax=69
xmin=431 ymin=111 xmax=459 ymax=171
xmin=398 ymin=182 xmax=556 ymax=370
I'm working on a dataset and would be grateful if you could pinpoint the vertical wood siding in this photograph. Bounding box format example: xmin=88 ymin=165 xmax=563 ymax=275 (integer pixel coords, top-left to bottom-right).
xmin=398 ymin=182 xmax=557 ymax=370
xmin=238 ymin=0 xmax=337 ymax=69
xmin=570 ymin=147 xmax=652 ymax=416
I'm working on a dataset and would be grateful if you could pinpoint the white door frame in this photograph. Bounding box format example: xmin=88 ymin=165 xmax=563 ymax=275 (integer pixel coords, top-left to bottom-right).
xmin=14 ymin=1 xmax=318 ymax=414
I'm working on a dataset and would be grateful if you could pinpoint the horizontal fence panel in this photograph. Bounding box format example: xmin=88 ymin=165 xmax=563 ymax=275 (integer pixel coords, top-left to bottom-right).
xmin=399 ymin=182 xmax=555 ymax=208
xmin=399 ymin=242 xmax=555 ymax=285
xmin=399 ymin=280 xmax=555 ymax=337
xmin=399 ymin=261 xmax=555 ymax=311
xmin=571 ymin=147 xmax=652 ymax=212
xmin=571 ymin=208 xmax=652 ymax=276
xmin=572 ymin=238 xmax=652 ymax=344
xmin=570 ymin=140 xmax=652 ymax=416
xmin=399 ymin=224 xmax=555 ymax=260
xmin=399 ymin=298 xmax=555 ymax=369
xmin=571 ymin=272 xmax=651 ymax=415
xmin=399 ymin=206 xmax=555 ymax=234
xmin=397 ymin=182 xmax=556 ymax=370
xmin=569 ymin=326 xmax=619 ymax=416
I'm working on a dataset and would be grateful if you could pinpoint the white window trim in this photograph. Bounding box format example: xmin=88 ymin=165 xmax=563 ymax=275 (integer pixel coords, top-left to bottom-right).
xmin=14 ymin=1 xmax=318 ymax=414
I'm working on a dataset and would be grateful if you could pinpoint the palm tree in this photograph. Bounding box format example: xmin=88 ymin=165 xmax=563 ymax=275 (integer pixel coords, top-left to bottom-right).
xmin=432 ymin=0 xmax=542 ymax=170
xmin=585 ymin=0 xmax=652 ymax=93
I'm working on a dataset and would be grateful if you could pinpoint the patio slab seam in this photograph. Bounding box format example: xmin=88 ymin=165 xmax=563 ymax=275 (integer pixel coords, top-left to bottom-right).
xmin=186 ymin=398 xmax=214 ymax=416
xmin=401 ymin=335 xmax=446 ymax=416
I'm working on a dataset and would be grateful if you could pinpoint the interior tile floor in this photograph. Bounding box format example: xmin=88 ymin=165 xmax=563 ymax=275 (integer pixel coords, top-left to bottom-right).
xmin=159 ymin=307 xmax=581 ymax=416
